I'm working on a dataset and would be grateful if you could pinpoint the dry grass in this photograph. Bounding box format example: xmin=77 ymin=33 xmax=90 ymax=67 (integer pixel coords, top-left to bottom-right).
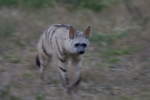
xmin=0 ymin=1 xmax=150 ymax=100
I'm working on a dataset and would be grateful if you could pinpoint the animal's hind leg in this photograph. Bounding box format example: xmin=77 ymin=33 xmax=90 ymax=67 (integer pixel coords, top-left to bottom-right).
xmin=40 ymin=63 xmax=45 ymax=80
xmin=38 ymin=54 xmax=51 ymax=80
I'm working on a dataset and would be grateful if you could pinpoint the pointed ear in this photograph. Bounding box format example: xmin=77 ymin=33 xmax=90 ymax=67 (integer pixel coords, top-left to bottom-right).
xmin=69 ymin=26 xmax=76 ymax=39
xmin=83 ymin=26 xmax=91 ymax=39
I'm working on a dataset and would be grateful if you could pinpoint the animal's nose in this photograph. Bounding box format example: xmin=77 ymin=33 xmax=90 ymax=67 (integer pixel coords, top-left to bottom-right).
xmin=78 ymin=50 xmax=84 ymax=54
xmin=77 ymin=46 xmax=85 ymax=54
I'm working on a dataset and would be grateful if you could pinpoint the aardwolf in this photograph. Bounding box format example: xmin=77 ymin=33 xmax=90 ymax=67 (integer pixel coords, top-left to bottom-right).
xmin=36 ymin=24 xmax=91 ymax=93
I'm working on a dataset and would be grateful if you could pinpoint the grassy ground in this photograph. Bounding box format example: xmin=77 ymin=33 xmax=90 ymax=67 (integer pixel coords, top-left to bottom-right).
xmin=0 ymin=1 xmax=150 ymax=100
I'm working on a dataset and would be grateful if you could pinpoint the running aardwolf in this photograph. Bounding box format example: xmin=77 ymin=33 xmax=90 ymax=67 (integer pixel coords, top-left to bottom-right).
xmin=36 ymin=24 xmax=91 ymax=93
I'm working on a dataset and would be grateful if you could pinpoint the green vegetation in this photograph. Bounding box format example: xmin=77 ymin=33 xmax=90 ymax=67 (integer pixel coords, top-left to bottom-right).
xmin=57 ymin=0 xmax=112 ymax=11
xmin=0 ymin=0 xmax=119 ymax=11
xmin=0 ymin=18 xmax=17 ymax=38
xmin=36 ymin=93 xmax=45 ymax=100
xmin=21 ymin=71 xmax=35 ymax=78
xmin=90 ymin=28 xmax=136 ymax=62
xmin=0 ymin=0 xmax=53 ymax=8
xmin=3 ymin=54 xmax=21 ymax=63
xmin=90 ymin=28 xmax=131 ymax=44
xmin=0 ymin=85 xmax=21 ymax=100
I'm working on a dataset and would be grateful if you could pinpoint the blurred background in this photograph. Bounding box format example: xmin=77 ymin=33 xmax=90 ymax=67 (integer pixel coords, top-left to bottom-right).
xmin=0 ymin=0 xmax=150 ymax=100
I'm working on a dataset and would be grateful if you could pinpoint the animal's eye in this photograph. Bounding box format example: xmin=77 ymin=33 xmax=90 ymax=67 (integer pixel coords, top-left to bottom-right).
xmin=74 ymin=43 xmax=79 ymax=47
xmin=82 ymin=43 xmax=87 ymax=47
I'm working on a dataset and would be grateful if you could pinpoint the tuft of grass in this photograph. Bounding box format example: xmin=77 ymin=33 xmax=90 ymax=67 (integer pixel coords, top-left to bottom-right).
xmin=76 ymin=0 xmax=108 ymax=12
xmin=91 ymin=28 xmax=135 ymax=61
xmin=0 ymin=84 xmax=10 ymax=99
xmin=36 ymin=93 xmax=45 ymax=100
xmin=21 ymin=71 xmax=35 ymax=78
xmin=117 ymin=96 xmax=132 ymax=100
xmin=0 ymin=84 xmax=21 ymax=100
xmin=3 ymin=54 xmax=21 ymax=63
xmin=0 ymin=0 xmax=120 ymax=11
xmin=10 ymin=94 xmax=22 ymax=100
xmin=0 ymin=0 xmax=18 ymax=7
xmin=104 ymin=46 xmax=139 ymax=62
xmin=58 ymin=0 xmax=120 ymax=12
xmin=90 ymin=28 xmax=131 ymax=44
xmin=20 ymin=0 xmax=54 ymax=8
xmin=0 ymin=0 xmax=54 ymax=8
xmin=104 ymin=47 xmax=138 ymax=57
xmin=107 ymin=57 xmax=121 ymax=63
xmin=0 ymin=19 xmax=17 ymax=38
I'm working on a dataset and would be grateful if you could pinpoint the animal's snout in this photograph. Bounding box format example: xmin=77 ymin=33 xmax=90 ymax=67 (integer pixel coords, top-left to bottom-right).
xmin=78 ymin=50 xmax=85 ymax=54
xmin=77 ymin=46 xmax=85 ymax=54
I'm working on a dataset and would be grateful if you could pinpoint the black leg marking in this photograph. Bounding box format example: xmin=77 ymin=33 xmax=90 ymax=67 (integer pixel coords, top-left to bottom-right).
xmin=73 ymin=77 xmax=82 ymax=87
xmin=36 ymin=55 xmax=40 ymax=67
xmin=58 ymin=57 xmax=65 ymax=62
xmin=66 ymin=76 xmax=69 ymax=85
xmin=59 ymin=67 xmax=66 ymax=72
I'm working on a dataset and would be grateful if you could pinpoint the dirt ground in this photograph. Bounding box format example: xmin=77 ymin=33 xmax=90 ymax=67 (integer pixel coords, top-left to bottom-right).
xmin=0 ymin=1 xmax=150 ymax=100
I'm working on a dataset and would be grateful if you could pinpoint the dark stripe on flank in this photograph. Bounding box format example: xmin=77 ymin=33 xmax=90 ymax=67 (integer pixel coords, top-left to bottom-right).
xmin=55 ymin=37 xmax=63 ymax=56
xmin=50 ymin=28 xmax=56 ymax=45
xmin=49 ymin=24 xmax=69 ymax=45
xmin=59 ymin=67 xmax=66 ymax=72
xmin=42 ymin=38 xmax=49 ymax=56
xmin=45 ymin=30 xmax=48 ymax=35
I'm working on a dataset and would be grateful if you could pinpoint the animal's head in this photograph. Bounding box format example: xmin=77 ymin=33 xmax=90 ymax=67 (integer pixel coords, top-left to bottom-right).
xmin=68 ymin=25 xmax=91 ymax=54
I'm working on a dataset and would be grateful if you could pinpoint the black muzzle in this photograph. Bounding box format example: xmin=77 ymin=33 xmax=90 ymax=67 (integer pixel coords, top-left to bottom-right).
xmin=77 ymin=46 xmax=85 ymax=54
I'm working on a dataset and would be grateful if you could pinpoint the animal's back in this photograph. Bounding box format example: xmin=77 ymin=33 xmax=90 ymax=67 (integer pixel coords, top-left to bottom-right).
xmin=51 ymin=24 xmax=70 ymax=48
xmin=38 ymin=24 xmax=70 ymax=57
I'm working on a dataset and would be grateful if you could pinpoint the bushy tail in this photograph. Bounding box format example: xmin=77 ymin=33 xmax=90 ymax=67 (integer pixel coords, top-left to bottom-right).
xmin=36 ymin=55 xmax=40 ymax=67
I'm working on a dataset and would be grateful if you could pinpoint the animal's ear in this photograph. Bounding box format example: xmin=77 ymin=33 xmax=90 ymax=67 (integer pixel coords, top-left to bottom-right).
xmin=69 ymin=26 xmax=76 ymax=39
xmin=83 ymin=26 xmax=91 ymax=39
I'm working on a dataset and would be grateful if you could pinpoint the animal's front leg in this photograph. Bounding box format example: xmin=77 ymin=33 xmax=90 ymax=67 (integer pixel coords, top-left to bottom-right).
xmin=71 ymin=58 xmax=82 ymax=89
xmin=58 ymin=60 xmax=70 ymax=93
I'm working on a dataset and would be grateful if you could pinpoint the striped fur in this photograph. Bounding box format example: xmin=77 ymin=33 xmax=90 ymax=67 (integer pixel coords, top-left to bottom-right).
xmin=37 ymin=24 xmax=91 ymax=93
